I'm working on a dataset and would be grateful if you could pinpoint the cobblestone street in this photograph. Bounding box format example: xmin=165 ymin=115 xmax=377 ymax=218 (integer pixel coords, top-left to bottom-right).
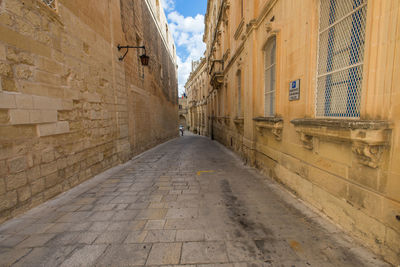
xmin=0 ymin=134 xmax=389 ymax=266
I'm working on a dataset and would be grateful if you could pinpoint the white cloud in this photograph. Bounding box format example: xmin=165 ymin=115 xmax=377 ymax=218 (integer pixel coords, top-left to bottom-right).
xmin=161 ymin=0 xmax=175 ymax=12
xmin=166 ymin=10 xmax=206 ymax=96
xmin=168 ymin=12 xmax=205 ymax=34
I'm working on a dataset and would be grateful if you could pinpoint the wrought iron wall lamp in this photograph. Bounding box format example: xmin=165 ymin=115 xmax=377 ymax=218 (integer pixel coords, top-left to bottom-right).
xmin=117 ymin=44 xmax=150 ymax=66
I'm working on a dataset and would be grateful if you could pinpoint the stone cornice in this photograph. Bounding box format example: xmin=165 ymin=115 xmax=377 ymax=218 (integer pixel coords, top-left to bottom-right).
xmin=291 ymin=118 xmax=390 ymax=131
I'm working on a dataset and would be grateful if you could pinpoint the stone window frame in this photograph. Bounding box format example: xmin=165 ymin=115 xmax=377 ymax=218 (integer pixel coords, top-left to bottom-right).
xmin=239 ymin=0 xmax=244 ymax=18
xmin=263 ymin=35 xmax=277 ymax=117
xmin=292 ymin=1 xmax=389 ymax=167
xmin=236 ymin=69 xmax=242 ymax=118
xmin=315 ymin=0 xmax=368 ymax=118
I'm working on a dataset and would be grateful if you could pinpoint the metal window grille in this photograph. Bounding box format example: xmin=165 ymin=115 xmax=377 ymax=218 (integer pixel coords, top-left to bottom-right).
xmin=264 ymin=37 xmax=276 ymax=117
xmin=316 ymin=0 xmax=368 ymax=118
xmin=42 ymin=0 xmax=57 ymax=10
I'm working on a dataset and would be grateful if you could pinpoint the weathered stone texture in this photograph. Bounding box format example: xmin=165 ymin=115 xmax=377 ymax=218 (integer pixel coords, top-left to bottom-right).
xmin=0 ymin=0 xmax=178 ymax=222
xmin=191 ymin=0 xmax=400 ymax=265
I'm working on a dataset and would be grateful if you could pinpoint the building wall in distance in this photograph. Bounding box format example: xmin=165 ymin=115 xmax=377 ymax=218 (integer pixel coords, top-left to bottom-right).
xmin=185 ymin=58 xmax=208 ymax=135
xmin=178 ymin=97 xmax=188 ymax=128
xmin=0 ymin=0 xmax=178 ymax=222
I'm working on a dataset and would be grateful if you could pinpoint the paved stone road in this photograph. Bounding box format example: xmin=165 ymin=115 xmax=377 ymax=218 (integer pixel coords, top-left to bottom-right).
xmin=0 ymin=134 xmax=390 ymax=266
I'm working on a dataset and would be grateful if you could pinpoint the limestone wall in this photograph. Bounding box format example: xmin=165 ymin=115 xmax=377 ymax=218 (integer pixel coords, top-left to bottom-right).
xmin=185 ymin=58 xmax=208 ymax=135
xmin=200 ymin=0 xmax=400 ymax=265
xmin=0 ymin=0 xmax=178 ymax=222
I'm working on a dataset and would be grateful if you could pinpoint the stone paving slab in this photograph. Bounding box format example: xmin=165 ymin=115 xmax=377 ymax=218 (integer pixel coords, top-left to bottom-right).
xmin=96 ymin=244 xmax=151 ymax=266
xmin=146 ymin=243 xmax=182 ymax=265
xmin=181 ymin=241 xmax=229 ymax=264
xmin=0 ymin=136 xmax=391 ymax=266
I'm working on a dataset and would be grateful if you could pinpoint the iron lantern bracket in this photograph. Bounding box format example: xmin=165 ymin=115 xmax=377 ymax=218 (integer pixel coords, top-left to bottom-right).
xmin=117 ymin=44 xmax=146 ymax=62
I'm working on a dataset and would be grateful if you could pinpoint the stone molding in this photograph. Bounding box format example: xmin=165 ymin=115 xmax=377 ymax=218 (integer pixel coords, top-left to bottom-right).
xmin=234 ymin=19 xmax=245 ymax=40
xmin=291 ymin=118 xmax=392 ymax=168
xmin=222 ymin=0 xmax=230 ymax=24
xmin=246 ymin=19 xmax=257 ymax=34
xmin=215 ymin=116 xmax=224 ymax=124
xmin=214 ymin=116 xmax=230 ymax=125
xmin=223 ymin=116 xmax=231 ymax=125
xmin=253 ymin=117 xmax=283 ymax=141
xmin=233 ymin=117 xmax=244 ymax=134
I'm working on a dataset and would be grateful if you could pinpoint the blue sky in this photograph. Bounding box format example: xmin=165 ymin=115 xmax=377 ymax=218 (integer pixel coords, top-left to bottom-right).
xmin=161 ymin=0 xmax=207 ymax=96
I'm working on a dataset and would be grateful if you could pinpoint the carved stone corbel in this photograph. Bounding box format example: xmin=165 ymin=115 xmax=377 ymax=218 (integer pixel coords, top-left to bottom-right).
xmin=234 ymin=118 xmax=244 ymax=133
xmin=237 ymin=56 xmax=243 ymax=68
xmin=223 ymin=116 xmax=230 ymax=126
xmin=352 ymin=142 xmax=384 ymax=169
xmin=272 ymin=127 xmax=283 ymax=141
xmin=300 ymin=133 xmax=313 ymax=150
xmin=254 ymin=117 xmax=283 ymax=141
xmin=222 ymin=1 xmax=230 ymax=24
xmin=265 ymin=21 xmax=280 ymax=34
xmin=246 ymin=19 xmax=257 ymax=33
xmin=216 ymin=30 xmax=222 ymax=45
xmin=265 ymin=22 xmax=274 ymax=33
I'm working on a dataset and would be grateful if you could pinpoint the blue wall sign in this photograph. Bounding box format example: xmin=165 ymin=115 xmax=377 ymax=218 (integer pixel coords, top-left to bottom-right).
xmin=289 ymin=79 xmax=300 ymax=101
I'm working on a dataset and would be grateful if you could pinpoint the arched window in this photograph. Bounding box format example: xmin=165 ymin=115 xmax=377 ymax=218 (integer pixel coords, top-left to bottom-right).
xmin=237 ymin=70 xmax=242 ymax=117
xmin=264 ymin=36 xmax=276 ymax=117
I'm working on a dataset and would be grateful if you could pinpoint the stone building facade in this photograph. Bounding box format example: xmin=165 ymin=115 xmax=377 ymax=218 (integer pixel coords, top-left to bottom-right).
xmin=185 ymin=58 xmax=208 ymax=135
xmin=178 ymin=96 xmax=188 ymax=128
xmin=189 ymin=0 xmax=400 ymax=264
xmin=0 ymin=0 xmax=178 ymax=222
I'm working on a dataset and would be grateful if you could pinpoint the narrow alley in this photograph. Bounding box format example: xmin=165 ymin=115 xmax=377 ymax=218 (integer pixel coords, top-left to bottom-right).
xmin=0 ymin=134 xmax=388 ymax=266
xmin=1 ymin=0 xmax=399 ymax=265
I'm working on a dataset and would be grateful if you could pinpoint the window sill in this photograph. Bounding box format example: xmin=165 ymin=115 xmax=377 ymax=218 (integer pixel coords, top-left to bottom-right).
xmin=253 ymin=117 xmax=283 ymax=141
xmin=291 ymin=118 xmax=389 ymax=130
xmin=291 ymin=118 xmax=392 ymax=168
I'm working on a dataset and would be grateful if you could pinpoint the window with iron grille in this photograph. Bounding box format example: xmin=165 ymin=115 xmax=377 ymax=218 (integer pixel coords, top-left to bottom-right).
xmin=316 ymin=0 xmax=368 ymax=118
xmin=42 ymin=0 xmax=57 ymax=10
xmin=264 ymin=36 xmax=276 ymax=117
xmin=237 ymin=70 xmax=242 ymax=117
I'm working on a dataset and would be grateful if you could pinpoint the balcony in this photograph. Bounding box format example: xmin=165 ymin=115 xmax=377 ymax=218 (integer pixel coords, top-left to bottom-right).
xmin=209 ymin=60 xmax=224 ymax=89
